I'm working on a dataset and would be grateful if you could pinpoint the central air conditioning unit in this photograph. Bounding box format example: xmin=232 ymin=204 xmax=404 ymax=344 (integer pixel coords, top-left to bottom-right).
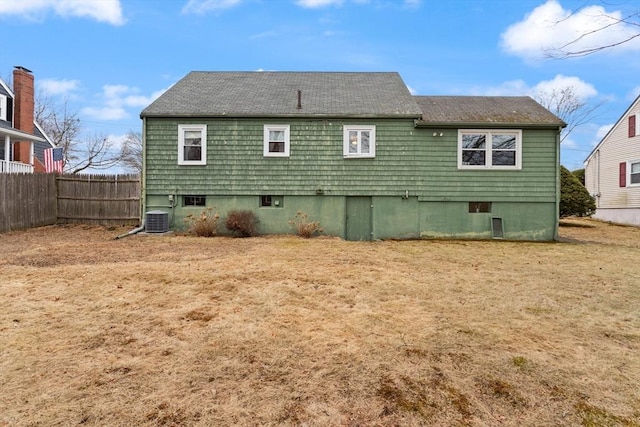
xmin=145 ymin=210 xmax=169 ymax=233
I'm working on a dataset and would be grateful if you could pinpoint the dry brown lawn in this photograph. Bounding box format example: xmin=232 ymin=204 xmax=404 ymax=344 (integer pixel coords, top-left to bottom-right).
xmin=1 ymin=218 xmax=639 ymax=426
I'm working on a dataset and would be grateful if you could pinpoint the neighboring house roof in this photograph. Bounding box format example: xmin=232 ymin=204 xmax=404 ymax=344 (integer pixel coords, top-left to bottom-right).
xmin=141 ymin=71 xmax=423 ymax=119
xmin=585 ymin=94 xmax=640 ymax=163
xmin=0 ymin=119 xmax=46 ymax=143
xmin=34 ymin=121 xmax=55 ymax=147
xmin=414 ymin=96 xmax=566 ymax=128
xmin=0 ymin=80 xmax=11 ymax=97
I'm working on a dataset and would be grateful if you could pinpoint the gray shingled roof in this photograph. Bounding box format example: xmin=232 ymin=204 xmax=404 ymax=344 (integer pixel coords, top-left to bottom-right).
xmin=141 ymin=71 xmax=423 ymax=118
xmin=415 ymin=96 xmax=566 ymax=127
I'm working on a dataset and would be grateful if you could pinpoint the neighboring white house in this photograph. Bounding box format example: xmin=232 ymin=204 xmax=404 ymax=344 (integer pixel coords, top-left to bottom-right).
xmin=585 ymin=95 xmax=640 ymax=226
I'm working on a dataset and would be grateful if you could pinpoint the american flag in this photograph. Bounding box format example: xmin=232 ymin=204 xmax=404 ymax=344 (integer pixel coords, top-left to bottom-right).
xmin=44 ymin=147 xmax=64 ymax=173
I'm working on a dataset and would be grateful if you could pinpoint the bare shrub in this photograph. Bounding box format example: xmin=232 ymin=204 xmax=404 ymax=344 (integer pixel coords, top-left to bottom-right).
xmin=183 ymin=208 xmax=219 ymax=237
xmin=225 ymin=209 xmax=258 ymax=237
xmin=288 ymin=210 xmax=323 ymax=238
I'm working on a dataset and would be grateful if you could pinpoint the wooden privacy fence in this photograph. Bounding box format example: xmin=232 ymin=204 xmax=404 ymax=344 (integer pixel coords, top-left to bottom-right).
xmin=0 ymin=173 xmax=57 ymax=232
xmin=0 ymin=173 xmax=140 ymax=233
xmin=57 ymin=174 xmax=140 ymax=225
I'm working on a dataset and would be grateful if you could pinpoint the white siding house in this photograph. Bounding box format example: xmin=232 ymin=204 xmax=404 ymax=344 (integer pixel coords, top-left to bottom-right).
xmin=585 ymin=95 xmax=640 ymax=226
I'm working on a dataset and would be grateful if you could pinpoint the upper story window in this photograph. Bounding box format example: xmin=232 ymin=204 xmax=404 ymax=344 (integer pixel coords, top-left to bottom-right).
xmin=178 ymin=124 xmax=206 ymax=165
xmin=344 ymin=125 xmax=375 ymax=158
xmin=0 ymin=95 xmax=7 ymax=121
xmin=458 ymin=130 xmax=521 ymax=170
xmin=264 ymin=125 xmax=290 ymax=157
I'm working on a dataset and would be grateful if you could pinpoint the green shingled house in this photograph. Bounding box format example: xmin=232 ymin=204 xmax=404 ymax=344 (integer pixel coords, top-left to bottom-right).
xmin=140 ymin=71 xmax=565 ymax=241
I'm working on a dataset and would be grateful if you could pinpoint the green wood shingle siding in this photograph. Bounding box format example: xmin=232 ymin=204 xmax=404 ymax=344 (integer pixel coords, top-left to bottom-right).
xmin=145 ymin=118 xmax=558 ymax=202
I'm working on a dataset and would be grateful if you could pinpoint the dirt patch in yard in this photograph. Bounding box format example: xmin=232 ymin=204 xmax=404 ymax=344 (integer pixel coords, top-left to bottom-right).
xmin=0 ymin=220 xmax=639 ymax=426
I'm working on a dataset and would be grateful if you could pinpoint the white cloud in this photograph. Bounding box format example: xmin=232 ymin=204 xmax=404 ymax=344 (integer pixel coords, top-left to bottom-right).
xmin=595 ymin=124 xmax=613 ymax=143
xmin=470 ymin=75 xmax=597 ymax=101
xmin=81 ymin=85 xmax=167 ymax=121
xmin=500 ymin=0 xmax=640 ymax=60
xmin=81 ymin=106 xmax=128 ymax=121
xmin=295 ymin=0 xmax=343 ymax=8
xmin=533 ymin=75 xmax=597 ymax=100
xmin=182 ymin=0 xmax=243 ymax=14
xmin=38 ymin=78 xmax=80 ymax=96
xmin=404 ymin=0 xmax=421 ymax=8
xmin=0 ymin=0 xmax=125 ymax=25
xmin=628 ymin=86 xmax=640 ymax=101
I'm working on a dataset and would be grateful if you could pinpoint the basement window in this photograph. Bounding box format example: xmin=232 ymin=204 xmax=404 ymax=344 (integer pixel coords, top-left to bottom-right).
xmin=260 ymin=195 xmax=283 ymax=207
xmin=469 ymin=202 xmax=491 ymax=213
xmin=183 ymin=195 xmax=206 ymax=207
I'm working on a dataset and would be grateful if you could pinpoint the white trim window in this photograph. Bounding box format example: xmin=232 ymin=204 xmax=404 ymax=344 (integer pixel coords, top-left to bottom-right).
xmin=263 ymin=125 xmax=290 ymax=157
xmin=458 ymin=130 xmax=522 ymax=170
xmin=178 ymin=124 xmax=207 ymax=165
xmin=344 ymin=125 xmax=376 ymax=158
xmin=0 ymin=95 xmax=7 ymax=121
xmin=629 ymin=160 xmax=640 ymax=186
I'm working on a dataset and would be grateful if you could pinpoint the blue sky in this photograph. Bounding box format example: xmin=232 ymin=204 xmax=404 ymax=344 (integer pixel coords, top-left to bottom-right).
xmin=1 ymin=0 xmax=639 ymax=172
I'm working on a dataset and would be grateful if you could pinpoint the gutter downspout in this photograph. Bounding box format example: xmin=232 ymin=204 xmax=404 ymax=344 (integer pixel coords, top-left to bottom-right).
xmin=115 ymin=220 xmax=145 ymax=240
xmin=554 ymin=126 xmax=561 ymax=241
xmin=115 ymin=117 xmax=147 ymax=240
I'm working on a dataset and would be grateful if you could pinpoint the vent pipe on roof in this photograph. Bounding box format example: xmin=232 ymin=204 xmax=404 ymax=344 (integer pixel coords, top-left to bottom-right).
xmin=297 ymin=90 xmax=302 ymax=109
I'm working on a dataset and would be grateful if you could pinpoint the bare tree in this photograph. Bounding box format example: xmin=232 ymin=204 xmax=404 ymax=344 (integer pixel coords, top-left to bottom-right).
xmin=120 ymin=130 xmax=142 ymax=174
xmin=35 ymin=95 xmax=124 ymax=173
xmin=533 ymin=86 xmax=604 ymax=142
xmin=35 ymin=95 xmax=80 ymax=170
xmin=545 ymin=1 xmax=640 ymax=58
xmin=65 ymin=133 xmax=124 ymax=174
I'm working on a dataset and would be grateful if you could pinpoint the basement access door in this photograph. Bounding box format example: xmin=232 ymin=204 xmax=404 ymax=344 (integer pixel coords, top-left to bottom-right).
xmin=346 ymin=196 xmax=372 ymax=241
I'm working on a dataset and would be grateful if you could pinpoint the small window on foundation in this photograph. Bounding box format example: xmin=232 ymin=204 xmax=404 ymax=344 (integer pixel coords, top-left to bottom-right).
xmin=260 ymin=195 xmax=283 ymax=207
xmin=469 ymin=202 xmax=491 ymax=213
xmin=184 ymin=195 xmax=206 ymax=206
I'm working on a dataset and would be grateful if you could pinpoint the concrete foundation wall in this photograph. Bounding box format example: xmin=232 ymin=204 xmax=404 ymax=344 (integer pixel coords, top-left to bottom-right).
xmin=146 ymin=194 xmax=557 ymax=241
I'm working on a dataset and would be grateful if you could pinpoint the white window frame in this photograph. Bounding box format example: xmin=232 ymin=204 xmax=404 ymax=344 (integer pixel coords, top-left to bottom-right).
xmin=343 ymin=125 xmax=376 ymax=158
xmin=0 ymin=95 xmax=7 ymax=121
xmin=628 ymin=159 xmax=640 ymax=187
xmin=263 ymin=125 xmax=290 ymax=157
xmin=178 ymin=124 xmax=207 ymax=165
xmin=458 ymin=129 xmax=522 ymax=170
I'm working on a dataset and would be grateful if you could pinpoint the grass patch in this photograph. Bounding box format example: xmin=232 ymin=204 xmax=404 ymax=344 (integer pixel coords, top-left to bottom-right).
xmin=0 ymin=221 xmax=638 ymax=425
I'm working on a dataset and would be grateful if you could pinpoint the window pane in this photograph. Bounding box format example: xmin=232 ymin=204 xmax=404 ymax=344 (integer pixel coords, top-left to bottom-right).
xmin=462 ymin=134 xmax=485 ymax=149
xmin=469 ymin=202 xmax=491 ymax=213
xmin=361 ymin=131 xmax=370 ymax=154
xmin=184 ymin=195 xmax=206 ymax=206
xmin=492 ymin=151 xmax=515 ymax=166
xmin=631 ymin=162 xmax=640 ymax=173
xmin=269 ymin=130 xmax=285 ymax=142
xmin=185 ymin=130 xmax=201 ymax=146
xmin=349 ymin=131 xmax=358 ymax=154
xmin=184 ymin=146 xmax=201 ymax=161
xmin=261 ymin=195 xmax=272 ymax=207
xmin=492 ymin=134 xmax=516 ymax=149
xmin=269 ymin=141 xmax=284 ymax=153
xmin=462 ymin=150 xmax=485 ymax=165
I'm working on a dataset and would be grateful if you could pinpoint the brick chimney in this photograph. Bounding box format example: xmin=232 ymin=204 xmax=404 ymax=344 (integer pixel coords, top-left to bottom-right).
xmin=13 ymin=66 xmax=35 ymax=163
